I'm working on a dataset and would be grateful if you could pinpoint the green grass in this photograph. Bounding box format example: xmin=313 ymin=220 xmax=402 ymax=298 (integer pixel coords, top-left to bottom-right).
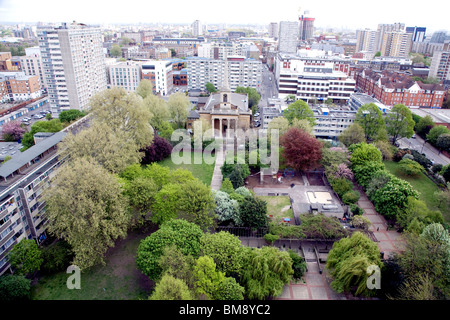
xmin=31 ymin=229 xmax=153 ymax=300
xmin=384 ymin=161 xmax=450 ymax=223
xmin=158 ymin=150 xmax=216 ymax=186
xmin=258 ymin=196 xmax=294 ymax=221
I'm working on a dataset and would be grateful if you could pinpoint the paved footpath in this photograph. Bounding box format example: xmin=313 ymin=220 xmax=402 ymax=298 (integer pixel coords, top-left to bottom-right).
xmin=357 ymin=192 xmax=405 ymax=258
xmin=210 ymin=148 xmax=224 ymax=190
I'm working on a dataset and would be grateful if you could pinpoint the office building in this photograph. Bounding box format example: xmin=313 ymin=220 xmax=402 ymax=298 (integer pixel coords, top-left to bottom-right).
xmin=37 ymin=22 xmax=107 ymax=115
xmin=108 ymin=60 xmax=143 ymax=92
xmin=141 ymin=60 xmax=173 ymax=96
xmin=197 ymin=42 xmax=244 ymax=60
xmin=275 ymin=53 xmax=356 ymax=103
xmin=406 ymin=26 xmax=426 ymax=42
xmin=312 ymin=105 xmax=357 ymax=139
xmin=278 ymin=21 xmax=299 ymax=54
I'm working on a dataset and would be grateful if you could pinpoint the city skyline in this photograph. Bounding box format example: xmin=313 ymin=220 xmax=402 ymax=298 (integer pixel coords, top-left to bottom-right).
xmin=1 ymin=0 xmax=449 ymax=33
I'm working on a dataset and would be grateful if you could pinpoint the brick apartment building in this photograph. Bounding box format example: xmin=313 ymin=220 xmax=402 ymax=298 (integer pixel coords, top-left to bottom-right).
xmin=354 ymin=68 xmax=446 ymax=108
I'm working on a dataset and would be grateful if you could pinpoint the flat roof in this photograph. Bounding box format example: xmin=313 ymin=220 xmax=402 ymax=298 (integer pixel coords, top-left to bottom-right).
xmin=412 ymin=108 xmax=450 ymax=124
xmin=0 ymin=131 xmax=66 ymax=179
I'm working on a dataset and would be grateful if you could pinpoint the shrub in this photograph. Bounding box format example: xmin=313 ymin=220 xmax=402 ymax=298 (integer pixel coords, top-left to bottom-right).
xmin=402 ymin=153 xmax=414 ymax=160
xmin=299 ymin=214 xmax=348 ymax=239
xmin=264 ymin=233 xmax=279 ymax=245
xmin=350 ymin=204 xmax=364 ymax=216
xmin=398 ymin=158 xmax=424 ymax=176
xmin=349 ymin=143 xmax=382 ymax=166
xmin=0 ymin=274 xmax=31 ymax=301
xmin=375 ymin=140 xmax=394 ymax=161
xmin=288 ymin=249 xmax=307 ymax=280
xmin=393 ymin=149 xmax=411 ymax=162
xmin=330 ymin=177 xmax=353 ymax=198
xmin=410 ymin=150 xmax=432 ymax=169
xmin=352 ymin=161 xmax=386 ymax=189
xmin=351 ymin=215 xmax=372 ymax=230
xmin=440 ymin=164 xmax=450 ymax=183
xmin=432 ymin=164 xmax=443 ymax=174
xmin=268 ymin=223 xmax=305 ymax=239
xmin=342 ymin=190 xmax=361 ymax=205
xmin=239 ymin=196 xmax=268 ymax=228
xmin=40 ymin=240 xmax=74 ymax=274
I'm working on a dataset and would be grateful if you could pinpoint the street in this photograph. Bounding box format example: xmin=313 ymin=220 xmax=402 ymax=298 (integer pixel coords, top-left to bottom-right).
xmin=253 ymin=64 xmax=278 ymax=127
xmin=398 ymin=135 xmax=450 ymax=166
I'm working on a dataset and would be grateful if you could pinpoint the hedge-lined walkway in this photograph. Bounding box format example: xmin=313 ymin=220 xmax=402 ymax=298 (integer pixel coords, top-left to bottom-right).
xmin=358 ymin=192 xmax=405 ymax=259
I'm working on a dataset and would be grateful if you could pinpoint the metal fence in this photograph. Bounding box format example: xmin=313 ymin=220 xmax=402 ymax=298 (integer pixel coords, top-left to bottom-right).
xmin=216 ymin=226 xmax=268 ymax=238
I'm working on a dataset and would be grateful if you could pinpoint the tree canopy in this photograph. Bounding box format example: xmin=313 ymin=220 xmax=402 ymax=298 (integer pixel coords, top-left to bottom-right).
xmin=168 ymin=92 xmax=191 ymax=128
xmin=8 ymin=239 xmax=43 ymax=275
xmin=355 ymin=103 xmax=384 ymax=141
xmin=43 ymin=157 xmax=130 ymax=270
xmin=280 ymin=127 xmax=322 ymax=171
xmin=385 ymin=104 xmax=415 ymax=143
xmin=136 ymin=79 xmax=154 ymax=99
xmin=283 ymin=100 xmax=316 ymax=126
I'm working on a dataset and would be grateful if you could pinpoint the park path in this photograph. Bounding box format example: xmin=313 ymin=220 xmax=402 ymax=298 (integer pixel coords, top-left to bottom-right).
xmin=357 ymin=192 xmax=405 ymax=258
xmin=210 ymin=148 xmax=224 ymax=190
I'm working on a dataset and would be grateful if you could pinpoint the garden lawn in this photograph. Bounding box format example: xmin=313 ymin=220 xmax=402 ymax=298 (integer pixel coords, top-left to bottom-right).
xmin=257 ymin=196 xmax=294 ymax=222
xmin=31 ymin=229 xmax=154 ymax=300
xmin=158 ymin=150 xmax=216 ymax=186
xmin=384 ymin=161 xmax=450 ymax=223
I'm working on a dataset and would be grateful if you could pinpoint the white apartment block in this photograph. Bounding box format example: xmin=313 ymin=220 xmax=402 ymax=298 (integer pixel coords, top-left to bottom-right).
xmin=141 ymin=60 xmax=173 ymax=96
xmin=278 ymin=21 xmax=299 ymax=54
xmin=268 ymin=22 xmax=279 ymax=39
xmin=37 ymin=22 xmax=107 ymax=116
xmin=275 ymin=53 xmax=356 ymax=103
xmin=187 ymin=56 xmax=262 ymax=92
xmin=312 ymin=106 xmax=356 ymax=138
xmin=197 ymin=42 xmax=244 ymax=60
xmin=375 ymin=23 xmax=405 ymax=52
xmin=108 ymin=60 xmax=143 ymax=92
xmin=192 ymin=20 xmax=203 ymax=36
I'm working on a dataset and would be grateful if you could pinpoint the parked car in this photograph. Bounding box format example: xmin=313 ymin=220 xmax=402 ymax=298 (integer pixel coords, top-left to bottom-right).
xmin=412 ymin=134 xmax=416 ymax=139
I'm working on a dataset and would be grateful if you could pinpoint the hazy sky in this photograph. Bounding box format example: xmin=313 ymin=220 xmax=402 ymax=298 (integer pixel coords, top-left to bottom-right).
xmin=0 ymin=0 xmax=448 ymax=33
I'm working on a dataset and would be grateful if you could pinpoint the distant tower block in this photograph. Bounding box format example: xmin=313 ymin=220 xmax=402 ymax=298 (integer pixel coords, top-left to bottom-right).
xmin=299 ymin=10 xmax=315 ymax=41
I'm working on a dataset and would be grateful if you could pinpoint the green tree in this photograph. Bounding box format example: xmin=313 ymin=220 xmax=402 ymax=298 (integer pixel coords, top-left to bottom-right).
xmin=119 ymin=37 xmax=132 ymax=46
xmin=288 ymin=249 xmax=307 ymax=280
xmin=220 ymin=178 xmax=234 ymax=194
xmin=291 ymin=118 xmax=313 ymax=134
xmin=89 ymin=87 xmax=154 ymax=148
xmin=158 ymin=121 xmax=175 ymax=141
xmin=110 ymin=44 xmax=122 ymax=58
xmin=149 ymin=274 xmax=193 ymax=300
xmin=122 ymin=175 xmax=159 ymax=218
xmin=283 ymin=100 xmax=316 ymax=126
xmin=375 ymin=51 xmax=381 ymax=57
xmin=58 ymin=109 xmax=85 ymax=123
xmin=415 ymin=115 xmax=434 ymax=137
xmin=267 ymin=117 xmax=290 ymax=138
xmin=136 ymin=79 xmax=154 ymax=99
xmin=436 ymin=133 xmax=450 ymax=152
xmin=398 ymin=158 xmax=424 ymax=176
xmin=235 ymin=87 xmax=261 ymax=114
xmin=385 ymin=104 xmax=415 ymax=143
xmin=177 ymin=179 xmax=217 ymax=231
xmin=8 ymin=239 xmax=43 ymax=275
xmin=239 ymin=196 xmax=268 ymax=228
xmin=349 ymin=142 xmax=382 ymax=166
xmin=143 ymin=94 xmax=170 ymax=130
xmin=59 ymin=122 xmax=143 ymax=174
xmin=168 ymin=92 xmax=190 ymax=128
xmin=136 ymin=219 xmax=203 ymax=280
xmin=241 ymin=246 xmax=293 ymax=299
xmin=0 ymin=274 xmax=31 ymax=301
xmin=426 ymin=125 xmax=450 ymax=146
xmin=213 ymin=191 xmax=241 ymax=225
xmin=158 ymin=245 xmax=195 ymax=289
xmin=193 ymin=255 xmax=225 ymax=299
xmin=151 ymin=183 xmax=183 ymax=225
xmin=352 ymin=161 xmax=386 ymax=188
xmin=21 ymin=119 xmax=64 ymax=150
xmin=338 ymin=123 xmax=366 ymax=147
xmin=200 ymin=232 xmax=244 ymax=276
xmin=205 ymin=82 xmax=217 ymax=93
xmin=43 ymin=158 xmax=130 ymax=270
xmin=326 ymin=232 xmax=383 ymax=297
xmin=355 ymin=103 xmax=384 ymax=141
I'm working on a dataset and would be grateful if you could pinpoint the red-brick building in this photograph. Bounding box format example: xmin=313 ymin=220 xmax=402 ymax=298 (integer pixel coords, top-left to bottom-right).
xmin=354 ymin=68 xmax=446 ymax=108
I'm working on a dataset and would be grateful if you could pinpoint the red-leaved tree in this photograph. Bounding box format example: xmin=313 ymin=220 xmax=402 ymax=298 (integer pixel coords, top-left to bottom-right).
xmin=2 ymin=121 xmax=26 ymax=141
xmin=140 ymin=135 xmax=173 ymax=164
xmin=280 ymin=127 xmax=322 ymax=171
